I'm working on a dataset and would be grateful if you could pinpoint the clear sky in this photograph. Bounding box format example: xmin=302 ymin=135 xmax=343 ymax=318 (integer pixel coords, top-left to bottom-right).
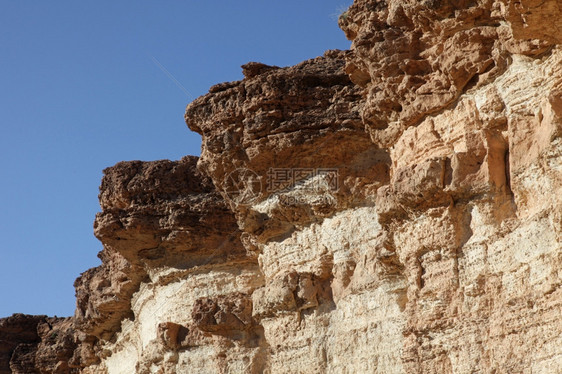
xmin=0 ymin=1 xmax=352 ymax=317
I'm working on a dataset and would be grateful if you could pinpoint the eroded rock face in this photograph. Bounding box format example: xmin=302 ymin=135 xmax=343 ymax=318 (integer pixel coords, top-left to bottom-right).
xmin=0 ymin=314 xmax=44 ymax=374
xmin=94 ymin=156 xmax=244 ymax=269
xmin=0 ymin=314 xmax=78 ymax=374
xmin=339 ymin=0 xmax=559 ymax=147
xmin=186 ymin=50 xmax=390 ymax=245
xmin=75 ymin=157 xmax=263 ymax=373
xmin=3 ymin=0 xmax=562 ymax=373
xmin=72 ymin=157 xmax=248 ymax=342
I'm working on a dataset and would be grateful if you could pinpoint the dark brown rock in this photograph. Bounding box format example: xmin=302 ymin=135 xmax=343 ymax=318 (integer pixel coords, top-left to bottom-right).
xmin=0 ymin=314 xmax=77 ymax=374
xmin=74 ymin=156 xmax=246 ymax=341
xmin=186 ymin=50 xmax=390 ymax=242
xmin=0 ymin=314 xmax=44 ymax=374
xmin=94 ymin=156 xmax=244 ymax=269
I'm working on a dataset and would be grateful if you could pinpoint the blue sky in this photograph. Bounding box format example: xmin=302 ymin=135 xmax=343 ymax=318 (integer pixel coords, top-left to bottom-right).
xmin=0 ymin=1 xmax=352 ymax=317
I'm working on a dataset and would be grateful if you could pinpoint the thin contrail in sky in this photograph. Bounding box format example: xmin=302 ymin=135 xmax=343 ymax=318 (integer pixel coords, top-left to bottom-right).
xmin=149 ymin=55 xmax=193 ymax=99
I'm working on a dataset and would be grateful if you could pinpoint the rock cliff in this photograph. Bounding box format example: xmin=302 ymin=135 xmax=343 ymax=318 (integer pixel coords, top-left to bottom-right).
xmin=1 ymin=0 xmax=561 ymax=373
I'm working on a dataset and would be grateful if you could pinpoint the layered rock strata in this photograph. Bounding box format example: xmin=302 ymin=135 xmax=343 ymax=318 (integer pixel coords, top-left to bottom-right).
xmin=1 ymin=0 xmax=561 ymax=373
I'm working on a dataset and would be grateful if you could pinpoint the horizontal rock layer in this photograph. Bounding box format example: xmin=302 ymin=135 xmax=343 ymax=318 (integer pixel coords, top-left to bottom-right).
xmin=1 ymin=0 xmax=561 ymax=373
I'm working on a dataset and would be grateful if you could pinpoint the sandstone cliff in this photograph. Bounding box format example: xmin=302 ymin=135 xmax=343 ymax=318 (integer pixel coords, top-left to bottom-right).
xmin=1 ymin=0 xmax=561 ymax=373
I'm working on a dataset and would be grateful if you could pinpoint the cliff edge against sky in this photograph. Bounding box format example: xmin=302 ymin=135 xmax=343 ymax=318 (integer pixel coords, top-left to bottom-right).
xmin=1 ymin=0 xmax=561 ymax=373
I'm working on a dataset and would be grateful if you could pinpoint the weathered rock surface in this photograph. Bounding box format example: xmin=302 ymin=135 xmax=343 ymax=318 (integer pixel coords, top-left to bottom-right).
xmin=0 ymin=314 xmax=77 ymax=374
xmin=2 ymin=0 xmax=562 ymax=372
xmin=339 ymin=0 xmax=560 ymax=147
xmin=186 ymin=50 xmax=390 ymax=245
xmin=75 ymin=156 xmax=261 ymax=373
xmin=0 ymin=314 xmax=44 ymax=374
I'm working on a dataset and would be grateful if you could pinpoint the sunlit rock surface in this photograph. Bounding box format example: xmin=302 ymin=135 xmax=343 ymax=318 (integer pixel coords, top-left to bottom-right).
xmin=1 ymin=0 xmax=561 ymax=372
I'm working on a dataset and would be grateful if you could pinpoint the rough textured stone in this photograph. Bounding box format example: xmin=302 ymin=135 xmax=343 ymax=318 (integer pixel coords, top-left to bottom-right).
xmin=186 ymin=49 xmax=390 ymax=245
xmin=73 ymin=156 xmax=246 ymax=341
xmin=0 ymin=314 xmax=78 ymax=374
xmin=339 ymin=0 xmax=560 ymax=147
xmin=0 ymin=314 xmax=44 ymax=374
xmin=2 ymin=0 xmax=562 ymax=372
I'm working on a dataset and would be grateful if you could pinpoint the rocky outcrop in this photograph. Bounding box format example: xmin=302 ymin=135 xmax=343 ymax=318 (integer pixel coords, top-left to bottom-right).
xmin=0 ymin=314 xmax=44 ymax=374
xmin=74 ymin=157 xmax=245 ymax=340
xmin=0 ymin=314 xmax=77 ymax=374
xmin=339 ymin=0 xmax=560 ymax=148
xmin=1 ymin=0 xmax=561 ymax=373
xmin=337 ymin=4 xmax=562 ymax=369
xmin=186 ymin=49 xmax=390 ymax=245
xmin=73 ymin=156 xmax=263 ymax=373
